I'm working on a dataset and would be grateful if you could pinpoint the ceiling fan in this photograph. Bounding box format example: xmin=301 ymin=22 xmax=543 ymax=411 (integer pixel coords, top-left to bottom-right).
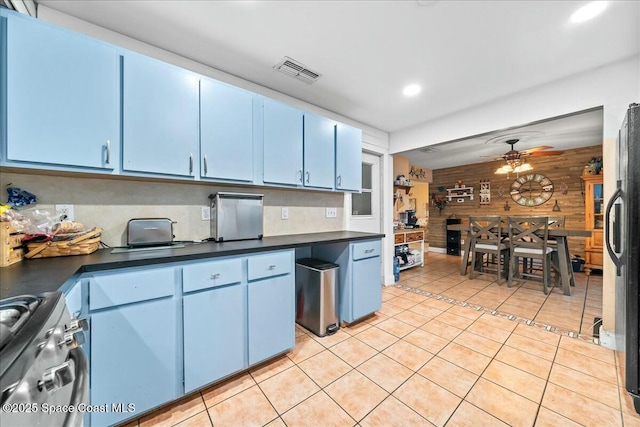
xmin=489 ymin=139 xmax=564 ymax=174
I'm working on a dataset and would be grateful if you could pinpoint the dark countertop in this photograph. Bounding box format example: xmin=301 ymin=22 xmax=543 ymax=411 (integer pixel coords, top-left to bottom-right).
xmin=0 ymin=231 xmax=384 ymax=299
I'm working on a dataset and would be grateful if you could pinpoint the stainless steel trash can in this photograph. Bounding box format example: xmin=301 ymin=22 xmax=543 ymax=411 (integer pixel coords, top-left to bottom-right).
xmin=295 ymin=258 xmax=339 ymax=337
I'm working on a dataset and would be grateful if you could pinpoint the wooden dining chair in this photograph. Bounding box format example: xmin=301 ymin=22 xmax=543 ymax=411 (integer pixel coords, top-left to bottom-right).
xmin=468 ymin=216 xmax=509 ymax=285
xmin=507 ymin=216 xmax=558 ymax=294
xmin=523 ymin=215 xmax=565 ymax=273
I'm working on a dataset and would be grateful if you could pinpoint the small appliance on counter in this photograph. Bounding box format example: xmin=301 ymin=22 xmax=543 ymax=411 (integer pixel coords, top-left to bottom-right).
xmin=209 ymin=192 xmax=263 ymax=242
xmin=399 ymin=210 xmax=419 ymax=228
xmin=127 ymin=218 xmax=175 ymax=247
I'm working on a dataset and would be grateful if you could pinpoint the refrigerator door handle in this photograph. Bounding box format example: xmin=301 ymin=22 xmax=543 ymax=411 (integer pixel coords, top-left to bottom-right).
xmin=605 ymin=180 xmax=623 ymax=276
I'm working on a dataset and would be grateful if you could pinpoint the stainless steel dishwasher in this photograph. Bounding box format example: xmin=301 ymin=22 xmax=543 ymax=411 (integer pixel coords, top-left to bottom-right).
xmin=295 ymin=258 xmax=339 ymax=337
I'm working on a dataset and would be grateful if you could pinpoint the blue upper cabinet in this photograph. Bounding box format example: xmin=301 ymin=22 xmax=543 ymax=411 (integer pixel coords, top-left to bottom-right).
xmin=2 ymin=11 xmax=119 ymax=171
xmin=122 ymin=52 xmax=199 ymax=177
xmin=263 ymin=99 xmax=304 ymax=186
xmin=200 ymin=79 xmax=254 ymax=182
xmin=303 ymin=113 xmax=335 ymax=189
xmin=335 ymin=123 xmax=362 ymax=192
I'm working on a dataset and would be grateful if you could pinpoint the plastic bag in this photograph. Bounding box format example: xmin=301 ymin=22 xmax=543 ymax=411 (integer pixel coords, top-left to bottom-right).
xmin=6 ymin=186 xmax=37 ymax=207
xmin=8 ymin=207 xmax=61 ymax=235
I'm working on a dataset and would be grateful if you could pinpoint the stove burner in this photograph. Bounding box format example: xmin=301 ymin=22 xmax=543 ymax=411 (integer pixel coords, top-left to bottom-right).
xmin=0 ymin=296 xmax=40 ymax=351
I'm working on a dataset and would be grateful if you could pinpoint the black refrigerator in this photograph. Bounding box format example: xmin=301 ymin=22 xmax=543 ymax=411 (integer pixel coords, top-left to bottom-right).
xmin=606 ymin=102 xmax=640 ymax=414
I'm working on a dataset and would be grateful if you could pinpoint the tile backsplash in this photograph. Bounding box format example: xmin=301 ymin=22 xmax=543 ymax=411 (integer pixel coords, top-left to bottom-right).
xmin=0 ymin=172 xmax=344 ymax=247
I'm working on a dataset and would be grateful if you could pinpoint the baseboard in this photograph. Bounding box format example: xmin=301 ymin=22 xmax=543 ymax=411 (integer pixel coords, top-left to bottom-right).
xmin=429 ymin=247 xmax=447 ymax=254
xmin=598 ymin=327 xmax=621 ymax=350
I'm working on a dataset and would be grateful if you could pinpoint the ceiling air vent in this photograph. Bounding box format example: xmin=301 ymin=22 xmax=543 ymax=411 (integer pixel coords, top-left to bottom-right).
xmin=419 ymin=147 xmax=439 ymax=153
xmin=274 ymin=56 xmax=321 ymax=84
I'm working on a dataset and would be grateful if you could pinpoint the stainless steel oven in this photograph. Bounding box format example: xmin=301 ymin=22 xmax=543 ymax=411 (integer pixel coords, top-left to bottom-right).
xmin=0 ymin=292 xmax=89 ymax=426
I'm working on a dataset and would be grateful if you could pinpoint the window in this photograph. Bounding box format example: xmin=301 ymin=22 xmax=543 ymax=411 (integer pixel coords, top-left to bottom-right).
xmin=351 ymin=163 xmax=372 ymax=216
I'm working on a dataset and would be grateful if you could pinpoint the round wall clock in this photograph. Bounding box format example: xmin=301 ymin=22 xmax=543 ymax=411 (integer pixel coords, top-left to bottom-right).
xmin=510 ymin=173 xmax=554 ymax=206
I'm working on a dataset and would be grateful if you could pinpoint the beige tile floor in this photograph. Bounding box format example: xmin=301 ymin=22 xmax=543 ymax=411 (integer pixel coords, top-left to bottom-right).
xmin=398 ymin=252 xmax=604 ymax=337
xmin=120 ymin=254 xmax=640 ymax=426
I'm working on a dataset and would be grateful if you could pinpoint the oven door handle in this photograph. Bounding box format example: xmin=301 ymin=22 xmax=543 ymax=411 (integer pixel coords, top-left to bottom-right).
xmin=63 ymin=348 xmax=89 ymax=427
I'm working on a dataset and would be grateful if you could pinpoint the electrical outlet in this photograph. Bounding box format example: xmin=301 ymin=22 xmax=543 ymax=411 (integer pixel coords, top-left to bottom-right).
xmin=326 ymin=207 xmax=337 ymax=218
xmin=201 ymin=206 xmax=210 ymax=221
xmin=281 ymin=207 xmax=289 ymax=220
xmin=55 ymin=204 xmax=75 ymax=221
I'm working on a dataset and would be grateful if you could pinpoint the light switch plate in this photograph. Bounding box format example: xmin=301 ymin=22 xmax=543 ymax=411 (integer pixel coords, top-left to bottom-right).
xmin=326 ymin=207 xmax=337 ymax=218
xmin=281 ymin=207 xmax=289 ymax=220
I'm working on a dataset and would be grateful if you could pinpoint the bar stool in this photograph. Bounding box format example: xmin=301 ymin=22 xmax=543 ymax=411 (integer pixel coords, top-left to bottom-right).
xmin=468 ymin=216 xmax=509 ymax=285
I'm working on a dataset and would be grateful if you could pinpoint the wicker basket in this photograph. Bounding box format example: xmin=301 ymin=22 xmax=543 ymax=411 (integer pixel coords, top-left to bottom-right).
xmin=25 ymin=228 xmax=103 ymax=259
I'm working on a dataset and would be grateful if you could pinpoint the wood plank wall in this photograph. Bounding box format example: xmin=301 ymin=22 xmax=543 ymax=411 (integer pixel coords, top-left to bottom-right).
xmin=428 ymin=145 xmax=603 ymax=258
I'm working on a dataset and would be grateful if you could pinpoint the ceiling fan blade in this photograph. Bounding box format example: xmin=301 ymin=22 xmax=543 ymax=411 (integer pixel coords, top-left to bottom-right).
xmin=521 ymin=145 xmax=554 ymax=154
xmin=529 ymin=150 xmax=564 ymax=156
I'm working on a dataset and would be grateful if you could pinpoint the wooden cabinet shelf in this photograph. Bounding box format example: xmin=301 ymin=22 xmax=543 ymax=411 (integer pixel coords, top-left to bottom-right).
xmin=394 ymin=229 xmax=424 ymax=270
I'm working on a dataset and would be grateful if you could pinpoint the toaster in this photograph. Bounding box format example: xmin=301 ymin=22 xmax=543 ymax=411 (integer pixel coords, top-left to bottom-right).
xmin=127 ymin=218 xmax=175 ymax=247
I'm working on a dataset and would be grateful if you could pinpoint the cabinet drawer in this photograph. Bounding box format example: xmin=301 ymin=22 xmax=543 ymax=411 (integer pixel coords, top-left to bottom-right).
xmin=586 ymin=251 xmax=603 ymax=267
xmin=352 ymin=240 xmax=381 ymax=261
xmin=447 ymin=235 xmax=459 ymax=243
xmin=394 ymin=234 xmax=405 ymax=244
xmin=447 ymin=247 xmax=460 ymax=255
xmin=89 ymin=267 xmax=175 ymax=310
xmin=247 ymin=250 xmax=293 ymax=281
xmin=183 ymin=258 xmax=243 ymax=293
xmin=406 ymin=231 xmax=424 ymax=243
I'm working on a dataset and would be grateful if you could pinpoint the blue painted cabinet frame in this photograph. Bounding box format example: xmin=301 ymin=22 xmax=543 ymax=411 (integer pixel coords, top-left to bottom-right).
xmin=1 ymin=10 xmax=119 ymax=171
xmin=122 ymin=52 xmax=199 ymax=177
xmin=200 ymin=79 xmax=254 ymax=182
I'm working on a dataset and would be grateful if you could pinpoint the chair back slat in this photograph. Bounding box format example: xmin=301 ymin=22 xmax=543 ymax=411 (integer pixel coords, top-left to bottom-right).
xmin=507 ymin=216 xmax=549 ymax=252
xmin=469 ymin=216 xmax=502 ymax=246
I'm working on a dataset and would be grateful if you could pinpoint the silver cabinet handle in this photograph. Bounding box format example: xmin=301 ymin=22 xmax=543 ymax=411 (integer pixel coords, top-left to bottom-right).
xmin=305 ymin=171 xmax=310 ymax=184
xmin=105 ymin=140 xmax=110 ymax=164
xmin=210 ymin=273 xmax=220 ymax=280
xmin=203 ymin=154 xmax=208 ymax=175
xmin=337 ymin=175 xmax=342 ymax=187
xmin=297 ymin=169 xmax=303 ymax=183
xmin=364 ymin=249 xmax=374 ymax=253
xmin=268 ymin=265 xmax=276 ymax=270
xmin=189 ymin=153 xmax=194 ymax=174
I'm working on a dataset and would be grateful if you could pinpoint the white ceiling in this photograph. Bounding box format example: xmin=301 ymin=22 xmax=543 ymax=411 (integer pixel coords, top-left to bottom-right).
xmin=400 ymin=107 xmax=604 ymax=169
xmin=34 ymin=0 xmax=638 ymax=167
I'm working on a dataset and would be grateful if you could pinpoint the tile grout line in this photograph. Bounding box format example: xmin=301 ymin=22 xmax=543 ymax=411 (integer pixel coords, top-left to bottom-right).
xmin=393 ymin=284 xmax=597 ymax=343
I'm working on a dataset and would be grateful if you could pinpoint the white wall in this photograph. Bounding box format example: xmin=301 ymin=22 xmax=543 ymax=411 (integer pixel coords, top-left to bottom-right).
xmin=390 ymin=55 xmax=640 ymax=342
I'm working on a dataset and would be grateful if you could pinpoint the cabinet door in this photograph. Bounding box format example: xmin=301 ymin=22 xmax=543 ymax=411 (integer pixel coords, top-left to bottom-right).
xmin=122 ymin=53 xmax=199 ymax=177
xmin=248 ymin=274 xmax=295 ymax=365
xmin=4 ymin=12 xmax=118 ymax=170
xmin=201 ymin=79 xmax=254 ymax=182
xmin=303 ymin=113 xmax=335 ymax=189
xmin=183 ymin=284 xmax=247 ymax=393
xmin=335 ymin=123 xmax=362 ymax=191
xmin=263 ymin=99 xmax=303 ymax=186
xmin=351 ymin=256 xmax=382 ymax=321
xmin=90 ymin=298 xmax=180 ymax=426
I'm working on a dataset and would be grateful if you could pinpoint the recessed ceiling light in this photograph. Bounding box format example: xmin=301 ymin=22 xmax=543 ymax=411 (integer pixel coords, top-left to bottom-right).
xmin=570 ymin=1 xmax=608 ymax=24
xmin=403 ymin=84 xmax=421 ymax=97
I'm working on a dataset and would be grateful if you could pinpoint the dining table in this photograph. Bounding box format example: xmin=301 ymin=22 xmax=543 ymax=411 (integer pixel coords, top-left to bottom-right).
xmin=447 ymin=222 xmax=592 ymax=295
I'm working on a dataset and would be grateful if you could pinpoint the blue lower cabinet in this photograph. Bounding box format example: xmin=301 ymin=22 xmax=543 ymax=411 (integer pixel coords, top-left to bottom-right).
xmin=90 ymin=298 xmax=180 ymax=426
xmin=247 ymin=267 xmax=295 ymax=365
xmin=352 ymin=255 xmax=382 ymax=321
xmin=313 ymin=239 xmax=382 ymax=323
xmin=183 ymin=284 xmax=247 ymax=393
